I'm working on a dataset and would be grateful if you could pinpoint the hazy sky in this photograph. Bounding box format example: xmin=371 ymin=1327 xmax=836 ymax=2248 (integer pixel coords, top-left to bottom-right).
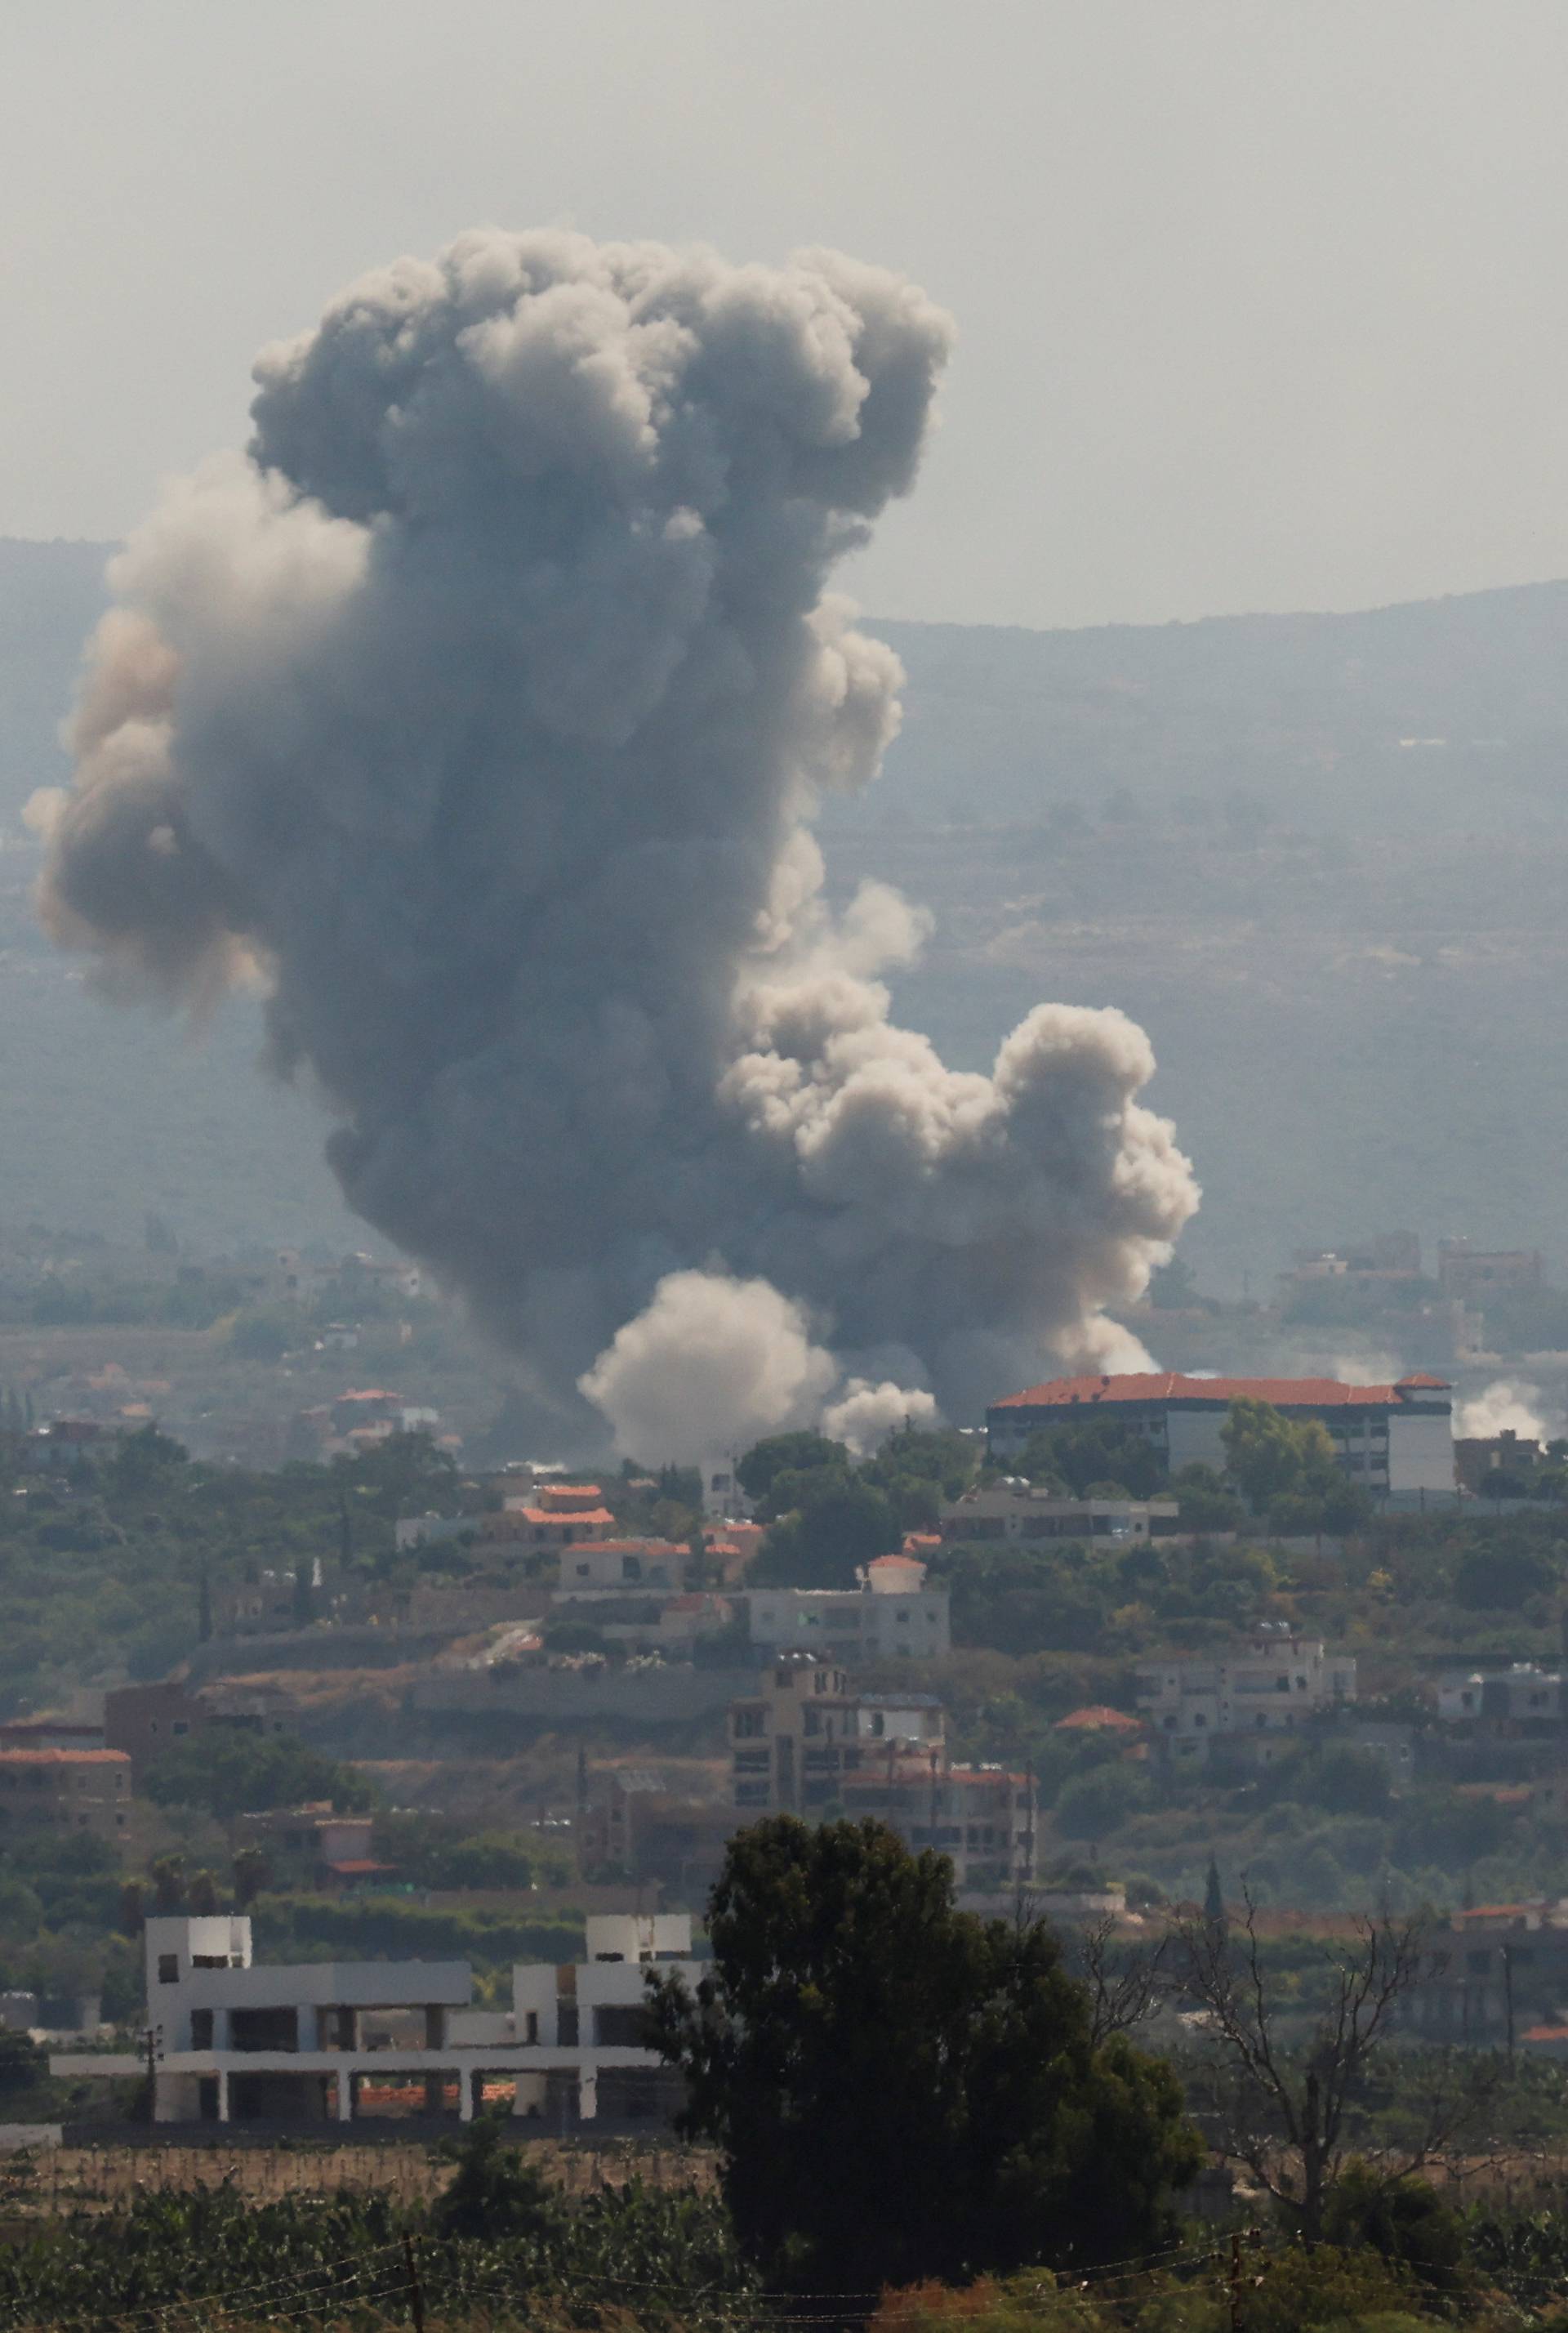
xmin=6 ymin=0 xmax=1568 ymax=629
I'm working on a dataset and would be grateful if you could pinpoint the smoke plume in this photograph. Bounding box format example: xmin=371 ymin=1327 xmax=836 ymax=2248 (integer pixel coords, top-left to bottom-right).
xmin=38 ymin=229 xmax=1199 ymax=1454
xmin=1455 ymin=1381 xmax=1551 ymax=1443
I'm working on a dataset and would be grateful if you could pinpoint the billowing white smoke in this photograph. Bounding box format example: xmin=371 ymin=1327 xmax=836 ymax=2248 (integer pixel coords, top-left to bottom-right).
xmin=822 ymin=1379 xmax=942 ymax=1459
xmin=1456 ymin=1381 xmax=1552 ymax=1442
xmin=37 ymin=229 xmax=1199 ymax=1456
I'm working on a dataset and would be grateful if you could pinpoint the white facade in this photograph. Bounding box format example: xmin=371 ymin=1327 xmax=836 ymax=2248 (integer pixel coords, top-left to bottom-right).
xmin=1138 ymin=1630 xmax=1357 ymax=1764
xmin=1436 ymin=1663 xmax=1563 ymax=1723
xmin=746 ymin=1583 xmax=951 ymax=1660
xmin=940 ymin=1488 xmax=1178 ymax=1542
xmin=52 ymin=1913 xmax=697 ymax=2130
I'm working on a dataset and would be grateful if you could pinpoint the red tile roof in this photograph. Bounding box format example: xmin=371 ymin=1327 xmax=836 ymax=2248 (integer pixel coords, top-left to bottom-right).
xmin=991 ymin=1371 xmax=1450 ymax=1411
xmin=514 ymin=1506 xmax=617 ymax=1529
xmin=0 ymin=1748 xmax=128 ymax=1766
xmin=1055 ymin=1705 xmax=1143 ymax=1733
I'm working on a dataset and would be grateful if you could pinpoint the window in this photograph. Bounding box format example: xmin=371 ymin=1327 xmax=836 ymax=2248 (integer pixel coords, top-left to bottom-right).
xmin=524 ymin=2011 xmax=539 ymax=2044
xmin=172 ymin=1721 xmax=189 ymax=1737
xmin=190 ymin=2010 xmax=213 ymax=2049
xmin=158 ymin=1954 xmax=179 ymax=1985
xmin=733 ymin=1708 xmax=764 ymax=1739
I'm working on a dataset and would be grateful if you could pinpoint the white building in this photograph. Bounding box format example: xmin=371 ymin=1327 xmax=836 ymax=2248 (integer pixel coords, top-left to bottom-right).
xmin=986 ymin=1372 xmax=1454 ymax=1497
xmin=1436 ymin=1663 xmax=1563 ymax=1724
xmin=1138 ymin=1629 xmax=1357 ymax=1764
xmin=746 ymin=1556 xmax=951 ymax=1661
xmin=51 ymin=1912 xmax=697 ymax=2130
xmin=939 ymin=1488 xmax=1178 ymax=1543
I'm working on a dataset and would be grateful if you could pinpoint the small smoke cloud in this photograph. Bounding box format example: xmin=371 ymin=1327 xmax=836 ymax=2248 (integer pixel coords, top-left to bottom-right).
xmin=38 ymin=228 xmax=1200 ymax=1450
xmin=821 ymin=1377 xmax=940 ymax=1457
xmin=580 ymin=1269 xmax=839 ymax=1461
xmin=1456 ymin=1381 xmax=1551 ymax=1442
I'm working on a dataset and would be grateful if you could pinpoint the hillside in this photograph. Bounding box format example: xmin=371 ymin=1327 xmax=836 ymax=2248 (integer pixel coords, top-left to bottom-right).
xmin=2 ymin=542 xmax=1566 ymax=1294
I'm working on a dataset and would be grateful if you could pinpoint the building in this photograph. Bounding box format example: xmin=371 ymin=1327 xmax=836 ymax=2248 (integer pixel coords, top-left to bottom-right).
xmin=727 ymin=1657 xmax=1036 ymax=1893
xmin=0 ymin=1748 xmax=131 ymax=1842
xmin=0 ymin=1718 xmax=106 ymax=1753
xmin=1436 ymin=1662 xmax=1564 ymax=1726
xmin=1454 ymin=1430 xmax=1547 ymax=1493
xmin=1281 ymin=1231 xmax=1423 ymax=1291
xmin=488 ymin=1484 xmax=619 ymax=1550
xmin=746 ymin=1555 xmax=951 ymax=1662
xmin=1402 ymin=1905 xmax=1568 ymax=2046
xmin=581 ymin=1772 xmax=737 ymax=1894
xmin=940 ymin=1486 xmax=1178 ymax=1543
xmin=104 ymin=1682 xmax=292 ymax=1773
xmin=1437 ymin=1240 xmax=1545 ymax=1300
xmin=986 ymin=1372 xmax=1454 ymax=1497
xmin=52 ymin=1911 xmax=697 ymax=2129
xmin=233 ymin=1808 xmax=392 ymax=1891
xmin=1137 ymin=1629 xmax=1356 ymax=1765
xmin=556 ymin=1539 xmax=696 ymax=1595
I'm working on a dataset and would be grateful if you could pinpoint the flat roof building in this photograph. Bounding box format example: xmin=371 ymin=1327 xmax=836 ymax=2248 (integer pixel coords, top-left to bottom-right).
xmin=52 ymin=1912 xmax=697 ymax=2130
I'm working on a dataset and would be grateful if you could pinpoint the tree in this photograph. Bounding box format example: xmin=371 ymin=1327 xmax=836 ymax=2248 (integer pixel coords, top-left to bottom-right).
xmin=1221 ymin=1399 xmax=1339 ymax=1511
xmin=149 ymin=1855 xmax=185 ymax=1915
xmin=1054 ymin=1763 xmax=1147 ymax=1841
xmin=1017 ymin=1420 xmax=1165 ymax=1499
xmin=431 ymin=2103 xmax=559 ymax=2241
xmin=187 ymin=1867 xmax=220 ymax=1916
xmin=735 ymin=1433 xmax=848 ymax=1515
xmin=751 ymin=1471 xmax=901 ymax=1589
xmin=231 ymin=1846 xmax=271 ymax=1909
xmin=1173 ymin=1893 xmax=1486 ymax=2246
xmin=108 ymin=1425 xmax=189 ymax=1497
xmin=648 ymin=1817 xmax=1200 ymax=2291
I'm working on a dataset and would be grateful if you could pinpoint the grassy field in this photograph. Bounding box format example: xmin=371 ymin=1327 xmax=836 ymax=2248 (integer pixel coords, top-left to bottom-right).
xmin=0 ymin=2135 xmax=715 ymax=2219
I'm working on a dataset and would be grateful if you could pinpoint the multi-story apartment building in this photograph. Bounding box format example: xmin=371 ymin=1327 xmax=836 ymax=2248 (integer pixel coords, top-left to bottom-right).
xmin=746 ymin=1555 xmax=951 ymax=1662
xmin=1401 ymin=1904 xmax=1568 ymax=2047
xmin=52 ymin=1911 xmax=697 ymax=2129
xmin=986 ymin=1372 xmax=1454 ymax=1496
xmin=1138 ymin=1628 xmax=1356 ymax=1765
xmin=0 ymin=1747 xmax=131 ymax=1843
xmin=727 ymin=1656 xmax=1036 ymax=1893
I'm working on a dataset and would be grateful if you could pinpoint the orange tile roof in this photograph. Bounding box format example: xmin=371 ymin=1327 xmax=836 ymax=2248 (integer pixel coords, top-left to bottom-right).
xmin=0 ymin=1748 xmax=128 ymax=1766
xmin=1055 ymin=1705 xmax=1143 ymax=1733
xmin=991 ymin=1370 xmax=1450 ymax=1411
xmin=515 ymin=1506 xmax=617 ymax=1529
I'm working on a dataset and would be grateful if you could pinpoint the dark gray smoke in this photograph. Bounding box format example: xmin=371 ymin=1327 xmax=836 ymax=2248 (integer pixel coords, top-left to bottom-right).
xmin=38 ymin=230 xmax=1198 ymax=1454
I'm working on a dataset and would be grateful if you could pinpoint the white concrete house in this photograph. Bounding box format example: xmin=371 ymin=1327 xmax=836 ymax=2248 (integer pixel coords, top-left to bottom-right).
xmin=1138 ymin=1628 xmax=1357 ymax=1764
xmin=51 ymin=1912 xmax=698 ymax=2130
xmin=746 ymin=1558 xmax=951 ymax=1662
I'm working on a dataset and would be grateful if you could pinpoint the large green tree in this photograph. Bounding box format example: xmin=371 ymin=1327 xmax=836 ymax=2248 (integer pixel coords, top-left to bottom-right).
xmin=1221 ymin=1398 xmax=1340 ymax=1510
xmin=751 ymin=1470 xmax=902 ymax=1587
xmin=648 ymin=1817 xmax=1200 ymax=2292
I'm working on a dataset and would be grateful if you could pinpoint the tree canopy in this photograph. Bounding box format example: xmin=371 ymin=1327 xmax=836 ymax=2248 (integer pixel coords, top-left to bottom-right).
xmin=648 ymin=1816 xmax=1200 ymax=2291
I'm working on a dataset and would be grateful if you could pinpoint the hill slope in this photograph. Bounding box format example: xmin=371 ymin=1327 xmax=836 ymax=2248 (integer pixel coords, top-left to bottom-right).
xmin=2 ymin=542 xmax=1566 ymax=1290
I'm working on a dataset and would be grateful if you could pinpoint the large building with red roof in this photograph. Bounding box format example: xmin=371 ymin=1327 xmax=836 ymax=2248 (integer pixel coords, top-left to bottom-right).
xmin=986 ymin=1370 xmax=1454 ymax=1496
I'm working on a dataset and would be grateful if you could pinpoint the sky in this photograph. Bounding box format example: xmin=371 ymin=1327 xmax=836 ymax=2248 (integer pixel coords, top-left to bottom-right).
xmin=5 ymin=0 xmax=1568 ymax=630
